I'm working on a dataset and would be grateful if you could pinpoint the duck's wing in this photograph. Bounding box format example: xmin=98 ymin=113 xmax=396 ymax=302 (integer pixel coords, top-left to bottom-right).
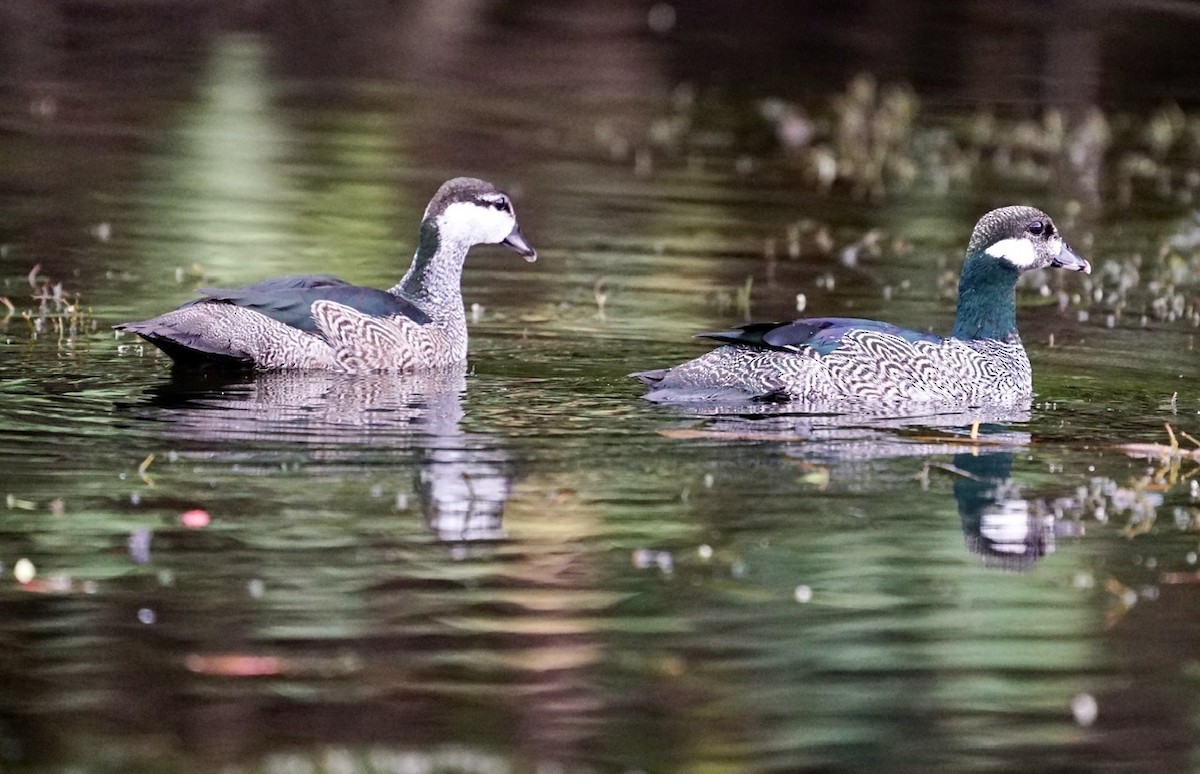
xmin=235 ymin=274 xmax=348 ymax=292
xmin=192 ymin=275 xmax=431 ymax=334
xmin=698 ymin=317 xmax=942 ymax=356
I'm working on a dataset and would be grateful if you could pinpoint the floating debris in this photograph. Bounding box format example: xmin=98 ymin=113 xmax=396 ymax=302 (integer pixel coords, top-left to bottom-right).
xmin=1104 ymin=577 xmax=1139 ymax=627
xmin=793 ymin=460 xmax=830 ymax=489
xmin=659 ymin=426 xmax=810 ymax=442
xmin=185 ymin=653 xmax=284 ymax=677
xmin=1114 ymin=423 xmax=1200 ymax=471
xmin=137 ymin=453 xmax=156 ymax=487
xmin=5 ymin=494 xmax=35 ymax=510
xmin=181 ymin=509 xmax=211 ymax=528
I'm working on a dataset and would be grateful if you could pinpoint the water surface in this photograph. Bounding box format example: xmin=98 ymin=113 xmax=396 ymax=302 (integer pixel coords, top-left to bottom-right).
xmin=2 ymin=4 xmax=1200 ymax=772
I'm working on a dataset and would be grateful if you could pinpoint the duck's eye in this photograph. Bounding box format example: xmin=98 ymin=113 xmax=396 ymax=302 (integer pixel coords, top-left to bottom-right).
xmin=492 ymin=199 xmax=511 ymax=213
xmin=1026 ymin=221 xmax=1045 ymax=236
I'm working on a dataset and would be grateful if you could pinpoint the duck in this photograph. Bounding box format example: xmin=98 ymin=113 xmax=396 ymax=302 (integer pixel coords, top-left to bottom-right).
xmin=633 ymin=205 xmax=1090 ymax=405
xmin=117 ymin=177 xmax=536 ymax=372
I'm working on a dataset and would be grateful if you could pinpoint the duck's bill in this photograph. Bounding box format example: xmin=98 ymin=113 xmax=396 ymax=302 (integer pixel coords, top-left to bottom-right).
xmin=1051 ymin=244 xmax=1090 ymax=273
xmin=502 ymin=225 xmax=537 ymax=262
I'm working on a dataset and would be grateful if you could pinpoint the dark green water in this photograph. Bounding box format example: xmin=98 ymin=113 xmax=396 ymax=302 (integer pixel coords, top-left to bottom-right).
xmin=2 ymin=4 xmax=1200 ymax=772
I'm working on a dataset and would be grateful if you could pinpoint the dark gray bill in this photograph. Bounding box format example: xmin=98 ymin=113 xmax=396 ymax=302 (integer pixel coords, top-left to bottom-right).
xmin=1051 ymin=244 xmax=1090 ymax=273
xmin=501 ymin=224 xmax=537 ymax=262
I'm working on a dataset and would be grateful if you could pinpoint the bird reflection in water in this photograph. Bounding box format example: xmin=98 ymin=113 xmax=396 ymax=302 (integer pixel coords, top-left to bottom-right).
xmin=951 ymin=450 xmax=1058 ymax=571
xmin=135 ymin=362 xmax=512 ymax=542
xmin=658 ymin=403 xmax=1068 ymax=571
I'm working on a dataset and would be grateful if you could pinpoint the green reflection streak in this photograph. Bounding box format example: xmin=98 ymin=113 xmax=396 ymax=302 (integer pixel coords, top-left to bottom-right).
xmin=141 ymin=34 xmax=410 ymax=292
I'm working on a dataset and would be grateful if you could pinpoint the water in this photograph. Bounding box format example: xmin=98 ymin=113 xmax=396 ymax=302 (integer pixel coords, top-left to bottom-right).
xmin=2 ymin=3 xmax=1200 ymax=772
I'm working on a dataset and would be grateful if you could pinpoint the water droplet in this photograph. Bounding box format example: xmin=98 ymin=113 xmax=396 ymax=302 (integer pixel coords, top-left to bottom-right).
xmin=13 ymin=558 xmax=35 ymax=584
xmin=794 ymin=585 xmax=813 ymax=603
xmin=1071 ymin=693 xmax=1098 ymax=726
xmin=137 ymin=608 xmax=156 ymax=625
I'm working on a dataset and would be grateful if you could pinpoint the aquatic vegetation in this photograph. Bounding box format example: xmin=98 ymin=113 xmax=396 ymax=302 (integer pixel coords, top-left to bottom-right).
xmin=756 ymin=76 xmax=1200 ymax=205
xmin=1063 ymin=225 xmax=1200 ymax=328
xmin=1115 ymin=423 xmax=1200 ymax=481
xmin=601 ymin=73 xmax=1200 ymax=341
xmin=604 ymin=71 xmax=1200 ymax=213
xmin=0 ymin=264 xmax=98 ymax=350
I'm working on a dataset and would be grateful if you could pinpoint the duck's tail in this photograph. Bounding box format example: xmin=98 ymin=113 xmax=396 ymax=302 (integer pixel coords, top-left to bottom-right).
xmin=628 ymin=368 xmax=669 ymax=387
xmin=115 ymin=318 xmax=252 ymax=369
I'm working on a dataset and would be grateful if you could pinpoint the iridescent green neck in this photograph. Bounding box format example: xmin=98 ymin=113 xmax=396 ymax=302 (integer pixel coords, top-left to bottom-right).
xmin=394 ymin=220 xmax=469 ymax=315
xmin=950 ymin=252 xmax=1020 ymax=342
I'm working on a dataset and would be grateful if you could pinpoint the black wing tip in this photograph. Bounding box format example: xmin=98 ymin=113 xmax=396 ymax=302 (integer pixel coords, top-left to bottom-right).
xmin=694 ymin=329 xmax=744 ymax=344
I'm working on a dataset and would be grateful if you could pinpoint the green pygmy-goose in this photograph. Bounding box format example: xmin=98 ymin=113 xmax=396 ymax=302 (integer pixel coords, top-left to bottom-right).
xmin=634 ymin=206 xmax=1090 ymax=405
xmin=118 ymin=177 xmax=536 ymax=373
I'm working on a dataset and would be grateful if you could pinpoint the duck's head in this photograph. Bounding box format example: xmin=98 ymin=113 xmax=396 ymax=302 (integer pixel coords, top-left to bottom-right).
xmin=968 ymin=206 xmax=1090 ymax=274
xmin=424 ymin=177 xmax=537 ymax=262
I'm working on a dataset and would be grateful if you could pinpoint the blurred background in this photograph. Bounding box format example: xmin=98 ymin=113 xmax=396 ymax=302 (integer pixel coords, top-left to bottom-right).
xmin=2 ymin=2 xmax=1200 ymax=772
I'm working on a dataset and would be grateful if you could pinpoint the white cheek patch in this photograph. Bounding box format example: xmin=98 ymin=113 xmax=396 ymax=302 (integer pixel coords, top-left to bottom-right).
xmin=984 ymin=237 xmax=1038 ymax=268
xmin=440 ymin=201 xmax=513 ymax=244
